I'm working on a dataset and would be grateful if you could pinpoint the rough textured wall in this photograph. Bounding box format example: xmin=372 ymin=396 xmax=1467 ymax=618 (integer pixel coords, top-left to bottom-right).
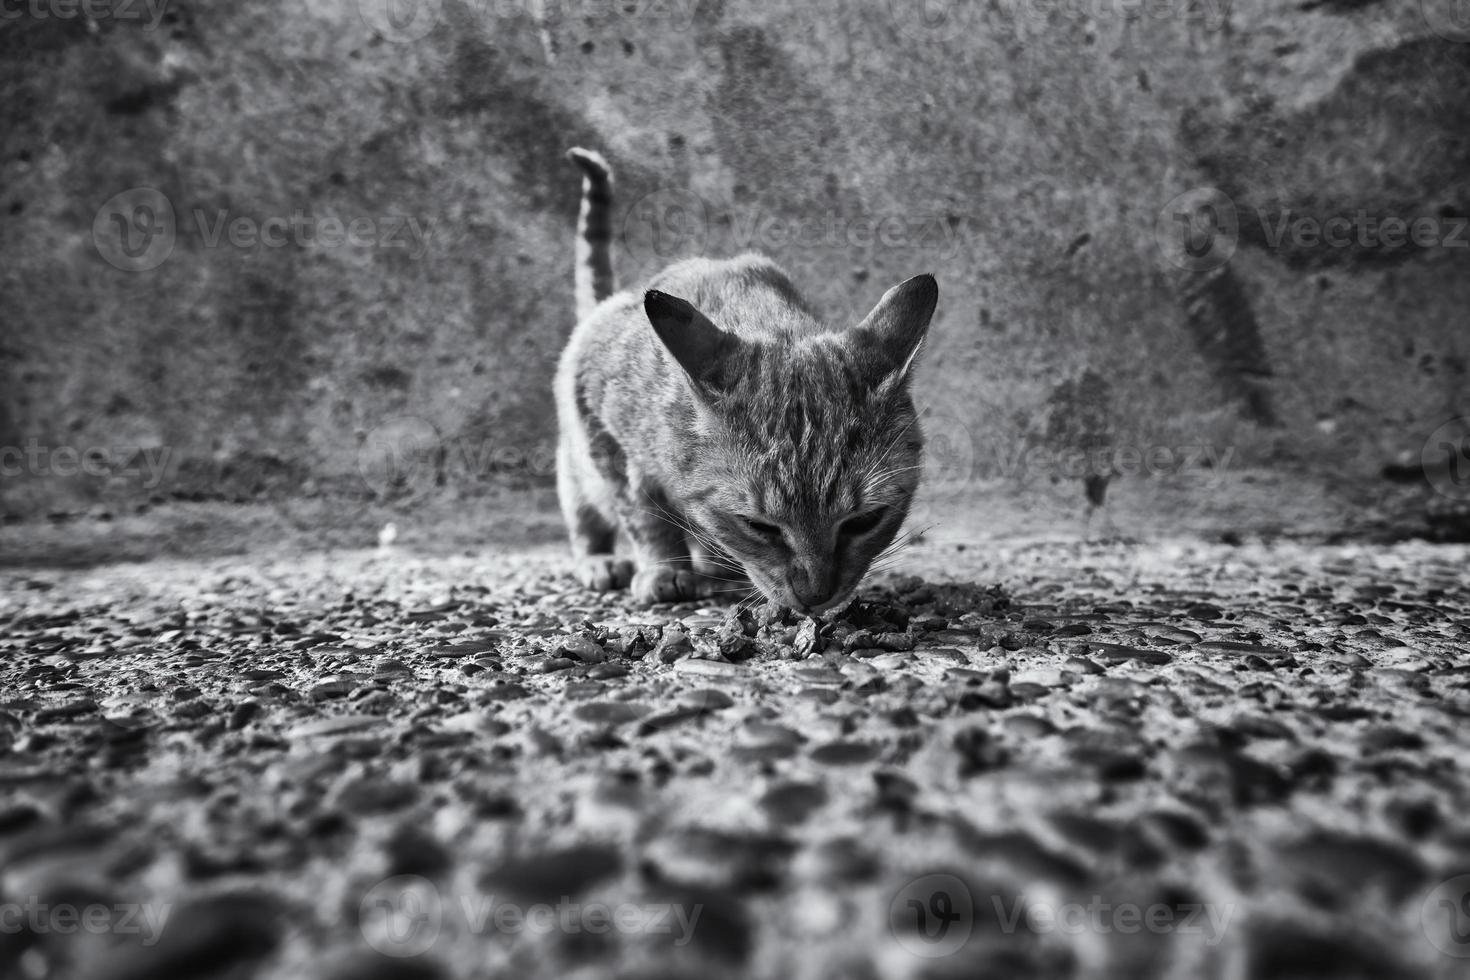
xmin=2 ymin=0 xmax=1467 ymax=528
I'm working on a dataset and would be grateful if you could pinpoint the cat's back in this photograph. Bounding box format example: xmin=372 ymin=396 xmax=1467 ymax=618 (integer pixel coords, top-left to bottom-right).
xmin=645 ymin=253 xmax=823 ymax=341
xmin=577 ymin=253 xmax=821 ymax=342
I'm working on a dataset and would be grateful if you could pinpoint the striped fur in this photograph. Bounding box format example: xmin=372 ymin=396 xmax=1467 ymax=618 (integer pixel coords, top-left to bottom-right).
xmin=567 ymin=147 xmax=615 ymax=322
xmin=556 ymin=149 xmax=938 ymax=611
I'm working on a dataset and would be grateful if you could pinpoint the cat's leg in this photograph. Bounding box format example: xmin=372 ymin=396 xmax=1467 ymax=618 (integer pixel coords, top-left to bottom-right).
xmin=617 ymin=480 xmax=717 ymax=604
xmin=558 ymin=436 xmax=633 ymax=591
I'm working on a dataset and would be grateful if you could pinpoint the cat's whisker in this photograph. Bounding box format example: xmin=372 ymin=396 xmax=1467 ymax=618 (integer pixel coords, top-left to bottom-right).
xmin=863 ymin=463 xmax=926 ymax=496
xmin=704 ymin=584 xmax=761 ymax=597
xmin=638 ymin=513 xmax=736 ymax=573
xmin=631 ymin=497 xmax=753 ymax=588
xmin=859 ymin=533 xmax=926 ymax=589
xmin=658 ymin=554 xmax=748 ymax=576
xmin=867 ymin=462 xmax=926 ymax=482
xmin=637 ymin=492 xmax=733 ymax=561
xmin=867 ymin=522 xmax=930 ymax=576
xmin=857 ymin=413 xmax=924 ymax=485
xmin=734 ymin=587 xmax=766 ymax=614
xmin=869 ymin=462 xmax=925 ymax=477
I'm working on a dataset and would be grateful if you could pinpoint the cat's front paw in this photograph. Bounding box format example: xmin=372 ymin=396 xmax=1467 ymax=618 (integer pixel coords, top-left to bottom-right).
xmin=575 ymin=555 xmax=635 ymax=592
xmin=630 ymin=565 xmax=710 ymax=605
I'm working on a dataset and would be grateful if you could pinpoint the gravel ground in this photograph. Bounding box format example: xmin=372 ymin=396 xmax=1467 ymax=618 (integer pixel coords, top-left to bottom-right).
xmin=2 ymin=534 xmax=1469 ymax=980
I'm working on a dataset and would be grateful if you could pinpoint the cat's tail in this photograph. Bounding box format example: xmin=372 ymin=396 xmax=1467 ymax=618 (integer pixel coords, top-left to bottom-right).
xmin=567 ymin=147 xmax=615 ymax=322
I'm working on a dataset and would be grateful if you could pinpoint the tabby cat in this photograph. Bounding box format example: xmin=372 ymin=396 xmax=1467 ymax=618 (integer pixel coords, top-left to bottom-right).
xmin=555 ymin=147 xmax=938 ymax=613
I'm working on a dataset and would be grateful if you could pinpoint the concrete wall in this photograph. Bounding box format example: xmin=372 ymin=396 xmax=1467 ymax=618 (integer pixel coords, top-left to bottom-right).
xmin=3 ymin=0 xmax=1467 ymax=533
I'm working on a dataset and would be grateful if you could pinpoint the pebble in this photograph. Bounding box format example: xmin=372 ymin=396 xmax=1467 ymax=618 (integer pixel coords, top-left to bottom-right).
xmin=1145 ymin=625 xmax=1202 ymax=643
xmin=810 ymin=742 xmax=880 ymax=765
xmin=1279 ymin=833 xmax=1428 ymax=905
xmin=954 ymin=826 xmax=1091 ymax=887
xmin=561 ymin=680 xmax=605 ymax=700
xmin=953 ymin=728 xmax=1009 ymax=776
xmin=1069 ymin=745 xmax=1147 ymax=781
xmin=322 ymin=952 xmax=447 ymax=980
xmin=655 ymin=628 xmax=695 ymax=663
xmin=645 ymin=884 xmax=753 ymax=964
xmin=172 ymin=698 xmax=214 ymax=719
xmin=681 ymin=688 xmax=735 ymax=711
xmin=310 ymin=680 xmax=356 ymax=700
xmin=920 ymin=646 xmax=970 ymax=663
xmin=1245 ymin=923 xmax=1404 ymax=980
xmin=1012 ymin=668 xmax=1071 ymax=688
xmin=226 ymin=700 xmax=263 ymax=730
xmin=480 ymin=681 xmax=531 ymax=701
xmin=33 ymin=699 xmax=99 ymax=724
xmin=1008 ymin=682 xmax=1051 ymax=701
xmin=645 ymin=827 xmax=794 ymax=891
xmin=800 ymin=837 xmax=879 ymax=882
xmin=0 ymin=803 xmax=43 ymax=836
xmin=743 ymin=721 xmax=804 ymax=747
xmin=729 ymin=742 xmax=797 ymax=763
xmin=480 ymin=843 xmax=624 ymax=902
xmin=1229 ymin=714 xmax=1295 ymax=740
xmin=1063 ymin=655 xmax=1105 ymax=675
xmin=674 ymin=658 xmax=743 ymax=677
xmin=572 ymin=702 xmax=647 ymax=725
xmin=1002 ymin=714 xmax=1057 ymax=738
xmin=289 ymin=715 xmax=383 ymax=738
xmin=102 ymin=892 xmax=282 ymax=980
xmin=793 ymin=619 xmax=821 ymax=657
xmin=1167 ymin=743 xmax=1292 ymax=806
xmin=1359 ymin=726 xmax=1426 ymax=752
xmin=1196 ymin=641 xmax=1295 ymax=661
xmin=1082 ymin=643 xmax=1173 ymax=666
xmin=336 ymin=777 xmax=418 ymax=813
xmin=1136 ymin=810 xmax=1210 ymax=851
xmin=1382 ymin=798 xmax=1439 ymax=840
xmin=557 ymin=635 xmax=607 ymax=663
xmin=792 ymin=666 xmax=844 ymax=685
xmin=759 ymin=781 xmax=829 ymax=824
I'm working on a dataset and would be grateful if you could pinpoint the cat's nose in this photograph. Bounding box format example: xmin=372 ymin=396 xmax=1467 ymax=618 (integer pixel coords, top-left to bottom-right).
xmin=788 ymin=568 xmax=836 ymax=610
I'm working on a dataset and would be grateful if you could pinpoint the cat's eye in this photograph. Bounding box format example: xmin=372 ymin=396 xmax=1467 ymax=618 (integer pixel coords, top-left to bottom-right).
xmin=841 ymin=507 xmax=887 ymax=536
xmin=740 ymin=516 xmax=784 ymax=541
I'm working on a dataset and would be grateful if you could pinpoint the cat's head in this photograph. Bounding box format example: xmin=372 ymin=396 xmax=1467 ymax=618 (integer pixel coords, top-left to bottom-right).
xmin=645 ymin=274 xmax=938 ymax=613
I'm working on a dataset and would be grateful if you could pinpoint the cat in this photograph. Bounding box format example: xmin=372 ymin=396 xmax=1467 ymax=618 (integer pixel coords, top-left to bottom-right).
xmin=555 ymin=147 xmax=938 ymax=613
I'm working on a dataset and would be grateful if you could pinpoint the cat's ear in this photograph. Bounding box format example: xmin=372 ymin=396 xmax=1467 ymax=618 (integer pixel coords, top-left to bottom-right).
xmin=850 ymin=274 xmax=938 ymax=386
xmin=645 ymin=289 xmax=741 ymax=392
